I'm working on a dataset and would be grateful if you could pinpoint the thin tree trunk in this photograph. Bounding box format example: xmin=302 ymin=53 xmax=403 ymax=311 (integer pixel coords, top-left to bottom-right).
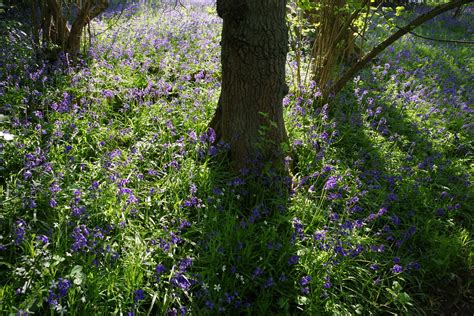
xmin=31 ymin=0 xmax=40 ymax=48
xmin=211 ymin=0 xmax=289 ymax=171
xmin=309 ymin=0 xmax=367 ymax=88
xmin=41 ymin=0 xmax=52 ymax=46
xmin=47 ymin=0 xmax=69 ymax=48
xmin=37 ymin=0 xmax=108 ymax=56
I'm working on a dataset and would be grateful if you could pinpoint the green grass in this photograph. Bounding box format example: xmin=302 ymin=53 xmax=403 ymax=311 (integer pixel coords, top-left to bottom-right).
xmin=0 ymin=3 xmax=472 ymax=315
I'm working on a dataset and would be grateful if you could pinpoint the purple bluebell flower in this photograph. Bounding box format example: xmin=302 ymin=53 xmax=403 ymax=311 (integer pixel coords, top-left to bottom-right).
xmin=91 ymin=181 xmax=99 ymax=190
xmin=324 ymin=176 xmax=338 ymax=190
xmin=23 ymin=170 xmax=32 ymax=180
xmin=287 ymin=255 xmax=299 ymax=265
xmin=378 ymin=207 xmax=388 ymax=216
xmin=391 ymin=264 xmax=403 ymax=273
xmin=14 ymin=219 xmax=28 ymax=245
xmin=323 ymin=276 xmax=332 ymax=288
xmin=57 ymin=278 xmax=71 ymax=297
xmin=436 ymin=208 xmax=445 ymax=217
xmin=71 ymin=225 xmax=89 ymax=252
xmin=263 ymin=277 xmax=274 ymax=288
xmin=156 ymin=264 xmax=166 ymax=274
xmin=36 ymin=235 xmax=49 ymax=244
xmin=49 ymin=182 xmax=61 ymax=194
xmin=212 ymin=187 xmax=223 ymax=195
xmin=321 ymin=165 xmax=332 ymax=173
xmin=300 ymin=275 xmax=312 ymax=286
xmin=329 ymin=212 xmax=340 ymax=222
xmin=408 ymin=261 xmax=421 ymax=271
xmin=178 ymin=257 xmax=193 ymax=272
xmin=292 ymin=217 xmax=305 ymax=241
xmin=47 ymin=278 xmax=71 ymax=306
xmin=171 ymin=274 xmax=192 ymax=291
xmin=224 ymin=292 xmax=233 ymax=303
xmin=205 ymin=300 xmax=214 ymax=309
xmin=28 ymin=199 xmax=37 ymax=209
xmin=127 ymin=193 xmax=138 ymax=204
xmin=49 ymin=198 xmax=58 ymax=208
xmin=207 ymin=128 xmax=216 ymax=143
xmin=102 ymin=89 xmax=114 ymax=98
xmin=179 ymin=220 xmax=191 ymax=229
xmin=391 ymin=214 xmax=401 ymax=225
xmin=134 ymin=289 xmax=145 ymax=302
xmin=252 ymin=267 xmax=263 ymax=278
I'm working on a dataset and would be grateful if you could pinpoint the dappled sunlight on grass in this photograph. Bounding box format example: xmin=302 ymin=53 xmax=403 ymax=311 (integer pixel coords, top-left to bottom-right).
xmin=0 ymin=2 xmax=472 ymax=315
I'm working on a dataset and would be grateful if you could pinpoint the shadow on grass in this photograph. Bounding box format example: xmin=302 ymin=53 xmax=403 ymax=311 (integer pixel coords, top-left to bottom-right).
xmin=144 ymin=158 xmax=303 ymax=314
xmin=330 ymin=87 xmax=473 ymax=314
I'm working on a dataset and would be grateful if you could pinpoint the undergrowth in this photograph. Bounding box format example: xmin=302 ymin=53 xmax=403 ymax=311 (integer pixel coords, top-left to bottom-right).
xmin=0 ymin=3 xmax=472 ymax=315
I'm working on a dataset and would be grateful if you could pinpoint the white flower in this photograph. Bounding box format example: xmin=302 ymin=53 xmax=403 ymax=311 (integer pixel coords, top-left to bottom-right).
xmin=236 ymin=274 xmax=245 ymax=284
xmin=14 ymin=267 xmax=26 ymax=276
xmin=4 ymin=133 xmax=14 ymax=141
xmin=0 ymin=131 xmax=14 ymax=141
xmin=213 ymin=284 xmax=221 ymax=292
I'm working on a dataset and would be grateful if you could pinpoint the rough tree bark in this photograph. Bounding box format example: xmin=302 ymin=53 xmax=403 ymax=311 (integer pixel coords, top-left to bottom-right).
xmin=210 ymin=0 xmax=289 ymax=171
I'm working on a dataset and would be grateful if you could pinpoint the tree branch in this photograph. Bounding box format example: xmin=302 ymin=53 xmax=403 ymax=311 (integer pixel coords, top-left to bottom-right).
xmin=379 ymin=7 xmax=474 ymax=44
xmin=328 ymin=0 xmax=474 ymax=98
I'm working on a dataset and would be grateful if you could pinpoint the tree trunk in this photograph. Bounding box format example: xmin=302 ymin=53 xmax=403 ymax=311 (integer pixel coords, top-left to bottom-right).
xmin=47 ymin=0 xmax=70 ymax=48
xmin=310 ymin=0 xmax=367 ymax=93
xmin=37 ymin=0 xmax=109 ymax=57
xmin=211 ymin=0 xmax=289 ymax=171
xmin=40 ymin=0 xmax=52 ymax=45
xmin=311 ymin=0 xmax=346 ymax=90
xmin=67 ymin=0 xmax=109 ymax=55
xmin=31 ymin=0 xmax=40 ymax=47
